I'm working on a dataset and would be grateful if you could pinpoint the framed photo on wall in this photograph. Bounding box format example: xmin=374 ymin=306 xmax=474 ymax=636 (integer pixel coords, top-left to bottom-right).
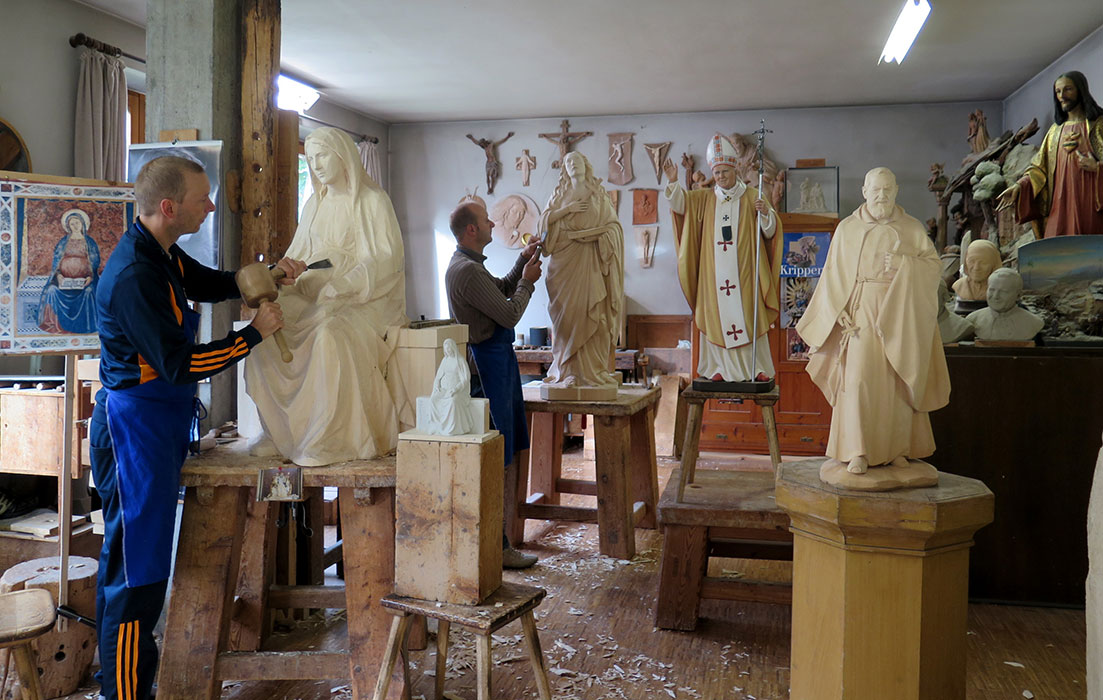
xmin=786 ymin=166 xmax=839 ymax=218
xmin=0 ymin=173 xmax=136 ymax=354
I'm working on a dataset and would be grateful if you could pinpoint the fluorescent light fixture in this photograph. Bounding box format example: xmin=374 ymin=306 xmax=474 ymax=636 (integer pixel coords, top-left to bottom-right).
xmin=277 ymin=74 xmax=320 ymax=114
xmin=879 ymin=0 xmax=930 ymax=64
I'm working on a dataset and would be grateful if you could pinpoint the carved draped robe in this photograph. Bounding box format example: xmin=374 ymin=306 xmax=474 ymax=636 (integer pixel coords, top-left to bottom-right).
xmin=797 ymin=204 xmax=950 ymax=465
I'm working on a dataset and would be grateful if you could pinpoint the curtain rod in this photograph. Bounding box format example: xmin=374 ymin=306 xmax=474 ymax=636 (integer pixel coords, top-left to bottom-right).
xmin=69 ymin=33 xmax=145 ymax=64
xmin=298 ymin=113 xmax=379 ymax=144
xmin=68 ymin=32 xmax=380 ymax=145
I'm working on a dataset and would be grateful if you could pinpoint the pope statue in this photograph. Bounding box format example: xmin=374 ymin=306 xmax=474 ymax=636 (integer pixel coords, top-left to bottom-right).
xmin=663 ymin=132 xmax=783 ymax=383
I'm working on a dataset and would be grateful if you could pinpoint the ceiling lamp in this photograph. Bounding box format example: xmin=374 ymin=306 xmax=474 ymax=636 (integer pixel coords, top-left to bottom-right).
xmin=276 ymin=74 xmax=320 ymax=114
xmin=879 ymin=0 xmax=931 ymax=64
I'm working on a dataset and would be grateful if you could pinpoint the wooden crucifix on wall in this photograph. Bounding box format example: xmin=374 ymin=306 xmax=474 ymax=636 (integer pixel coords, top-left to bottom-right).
xmin=466 ymin=132 xmax=514 ymax=194
xmin=538 ymin=119 xmax=592 ymax=169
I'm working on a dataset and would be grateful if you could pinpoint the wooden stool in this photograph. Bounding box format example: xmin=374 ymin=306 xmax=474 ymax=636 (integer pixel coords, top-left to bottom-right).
xmin=371 ymin=582 xmax=553 ymax=700
xmin=677 ymin=387 xmax=781 ymax=501
xmin=656 ymin=469 xmax=792 ymax=631
xmin=0 ymin=588 xmax=57 ymax=700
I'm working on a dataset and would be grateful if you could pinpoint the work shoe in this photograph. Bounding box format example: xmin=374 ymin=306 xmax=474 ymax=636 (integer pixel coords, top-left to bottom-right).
xmin=502 ymin=547 xmax=538 ymax=569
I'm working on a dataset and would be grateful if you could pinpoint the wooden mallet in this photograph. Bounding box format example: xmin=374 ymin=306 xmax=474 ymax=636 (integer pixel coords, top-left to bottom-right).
xmin=236 ymin=262 xmax=294 ymax=362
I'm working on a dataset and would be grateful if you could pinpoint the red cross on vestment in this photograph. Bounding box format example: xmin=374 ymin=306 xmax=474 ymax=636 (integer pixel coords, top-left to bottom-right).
xmin=727 ymin=325 xmax=744 ymax=339
xmin=717 ymin=239 xmax=733 ymax=252
xmin=719 ymin=279 xmax=737 ymax=296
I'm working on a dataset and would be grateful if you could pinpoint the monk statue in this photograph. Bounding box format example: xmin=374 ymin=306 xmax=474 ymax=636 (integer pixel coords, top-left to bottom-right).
xmin=539 ymin=152 xmax=624 ymax=398
xmin=952 ymin=239 xmax=1002 ymax=302
xmin=662 ymin=133 xmax=782 ymax=383
xmin=796 ymin=167 xmax=950 ymax=488
xmin=966 ymin=268 xmax=1045 ymax=341
xmin=997 ymin=71 xmax=1103 ymax=237
xmin=245 ymin=127 xmax=411 ymax=465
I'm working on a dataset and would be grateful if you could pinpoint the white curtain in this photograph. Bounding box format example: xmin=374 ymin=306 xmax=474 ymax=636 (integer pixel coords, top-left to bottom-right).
xmin=358 ymin=139 xmax=383 ymax=190
xmin=74 ymin=48 xmax=127 ymax=181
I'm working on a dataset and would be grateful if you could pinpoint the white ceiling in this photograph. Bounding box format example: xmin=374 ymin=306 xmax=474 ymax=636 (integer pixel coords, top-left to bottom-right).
xmin=77 ymin=0 xmax=1103 ymax=124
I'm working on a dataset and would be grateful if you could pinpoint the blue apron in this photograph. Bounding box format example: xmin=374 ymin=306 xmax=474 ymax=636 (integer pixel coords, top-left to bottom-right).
xmin=469 ymin=324 xmax=529 ymax=464
xmin=104 ymin=307 xmax=202 ymax=588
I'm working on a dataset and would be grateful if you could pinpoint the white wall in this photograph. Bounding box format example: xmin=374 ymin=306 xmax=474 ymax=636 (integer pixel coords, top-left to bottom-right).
xmin=1003 ymin=24 xmax=1103 ymax=136
xmin=0 ymin=0 xmax=145 ymax=177
xmin=389 ymin=101 xmax=1000 ymax=333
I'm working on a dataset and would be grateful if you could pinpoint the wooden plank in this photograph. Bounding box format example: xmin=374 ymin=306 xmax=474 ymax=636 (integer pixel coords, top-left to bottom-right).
xmin=382 ymin=581 xmax=544 ymax=634
xmin=660 ymin=469 xmax=790 ymax=530
xmin=273 ymin=108 xmax=299 ymax=257
xmin=528 ymin=413 xmax=563 ymax=505
xmin=240 ymin=0 xmax=280 ymax=268
xmin=708 ymin=539 xmax=793 ymax=561
xmin=180 ymin=440 xmax=395 ymax=488
xmin=555 ymin=477 xmax=596 ymax=496
xmin=654 ymin=524 xmax=708 ymax=631
xmin=229 ymin=499 xmax=277 ymax=652
xmin=518 ymin=503 xmax=598 ymax=523
xmin=593 ymin=414 xmax=634 ymax=559
xmin=215 ymin=651 xmax=349 ymax=681
xmin=339 ymin=486 xmax=402 ymax=699
xmin=158 ymin=128 xmax=199 ymax=142
xmin=522 ymin=385 xmax=661 ymax=417
xmin=266 ymin=585 xmax=347 ymax=610
xmin=158 ymin=485 xmax=248 ymax=699
xmin=323 ymin=541 xmax=343 ymax=569
xmin=700 ymin=577 xmax=792 ymax=605
xmin=629 ymin=403 xmax=659 ymax=528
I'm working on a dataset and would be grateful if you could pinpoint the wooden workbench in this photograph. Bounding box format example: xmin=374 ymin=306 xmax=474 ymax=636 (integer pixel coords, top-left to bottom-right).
xmin=513 ymin=384 xmax=661 ymax=560
xmin=157 ymin=441 xmax=402 ymax=700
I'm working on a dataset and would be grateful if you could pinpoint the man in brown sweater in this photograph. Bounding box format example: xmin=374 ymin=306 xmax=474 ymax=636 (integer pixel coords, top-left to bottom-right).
xmin=446 ymin=202 xmax=542 ymax=568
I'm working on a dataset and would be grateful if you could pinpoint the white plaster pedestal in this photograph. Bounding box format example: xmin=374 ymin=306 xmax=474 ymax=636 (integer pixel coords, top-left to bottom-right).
xmin=776 ymin=460 xmax=994 ymax=700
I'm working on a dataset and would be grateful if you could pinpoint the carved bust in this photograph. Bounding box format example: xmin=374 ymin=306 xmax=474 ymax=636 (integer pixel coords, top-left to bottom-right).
xmin=952 ymin=239 xmax=1002 ymax=302
xmin=966 ymin=268 xmax=1045 ymax=340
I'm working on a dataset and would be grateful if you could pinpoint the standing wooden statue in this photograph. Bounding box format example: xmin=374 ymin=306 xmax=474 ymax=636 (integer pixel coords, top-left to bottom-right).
xmin=796 ymin=167 xmax=950 ymax=490
xmin=538 ymin=152 xmax=624 ymax=400
xmin=466 ymin=132 xmax=514 ymax=194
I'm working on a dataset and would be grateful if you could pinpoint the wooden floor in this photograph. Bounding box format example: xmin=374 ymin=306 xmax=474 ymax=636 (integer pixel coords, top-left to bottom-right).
xmin=58 ymin=381 xmax=1087 ymax=700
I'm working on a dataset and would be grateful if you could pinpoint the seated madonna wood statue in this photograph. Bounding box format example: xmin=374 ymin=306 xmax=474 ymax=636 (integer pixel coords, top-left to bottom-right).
xmin=538 ymin=152 xmax=625 ymax=401
xmin=245 ymin=127 xmax=411 ymax=465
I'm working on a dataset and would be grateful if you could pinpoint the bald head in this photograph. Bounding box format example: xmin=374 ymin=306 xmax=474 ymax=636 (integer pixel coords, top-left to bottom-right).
xmin=862 ymin=167 xmax=898 ymax=219
xmin=449 ymin=202 xmax=481 ymax=240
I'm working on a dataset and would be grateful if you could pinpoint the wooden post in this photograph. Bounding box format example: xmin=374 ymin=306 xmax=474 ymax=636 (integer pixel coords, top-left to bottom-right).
xmin=776 ymin=460 xmax=994 ymax=700
xmin=274 ymin=108 xmax=299 ymax=257
xmin=241 ymin=0 xmax=280 ymax=268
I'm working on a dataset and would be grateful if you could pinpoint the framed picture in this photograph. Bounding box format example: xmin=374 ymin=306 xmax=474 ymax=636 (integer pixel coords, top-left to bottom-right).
xmin=786 ymin=166 xmax=839 ymax=218
xmin=128 ymin=140 xmax=223 ymax=268
xmin=780 ymin=231 xmax=831 ymax=278
xmin=780 ymin=276 xmax=819 ymax=329
xmin=0 ymin=173 xmax=136 ymax=354
xmin=786 ymin=328 xmax=811 ymax=361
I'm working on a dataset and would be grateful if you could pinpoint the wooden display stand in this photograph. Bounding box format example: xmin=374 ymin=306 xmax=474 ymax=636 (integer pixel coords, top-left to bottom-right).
xmin=371 ymin=582 xmax=553 ymax=700
xmin=655 ymin=469 xmax=792 ymax=631
xmin=157 ymin=442 xmax=403 ymax=700
xmin=775 ymin=460 xmax=994 ymax=700
xmin=677 ymin=386 xmax=781 ymax=501
xmin=517 ymin=384 xmax=661 ymax=560
xmin=395 ymin=430 xmax=503 ymax=604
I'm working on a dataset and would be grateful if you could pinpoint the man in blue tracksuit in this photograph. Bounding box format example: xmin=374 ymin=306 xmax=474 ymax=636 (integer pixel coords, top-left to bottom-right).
xmin=91 ymin=156 xmax=304 ymax=700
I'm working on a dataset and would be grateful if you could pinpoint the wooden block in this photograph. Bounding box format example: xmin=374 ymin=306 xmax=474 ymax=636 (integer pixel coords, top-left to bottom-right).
xmin=0 ymin=526 xmax=101 ymax=576
xmin=158 ymin=128 xmax=200 ymax=142
xmin=395 ymin=324 xmax=469 ymax=405
xmin=0 ymin=556 xmax=98 ymax=699
xmin=76 ymin=358 xmax=99 ymax=382
xmin=1 ymin=509 xmax=87 ymax=536
xmin=395 ymin=432 xmax=503 ymax=604
xmin=655 ymin=524 xmax=708 ymax=630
